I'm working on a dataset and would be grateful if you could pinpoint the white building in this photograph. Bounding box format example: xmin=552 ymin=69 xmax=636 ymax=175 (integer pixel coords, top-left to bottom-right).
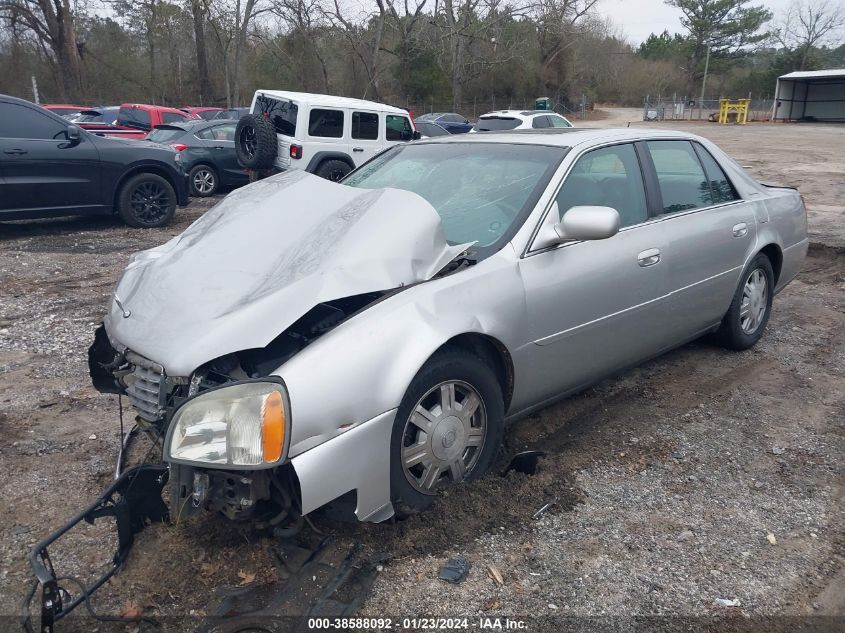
xmin=773 ymin=68 xmax=845 ymax=122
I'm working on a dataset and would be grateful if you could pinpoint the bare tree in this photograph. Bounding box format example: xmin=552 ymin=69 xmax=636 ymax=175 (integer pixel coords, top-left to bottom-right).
xmin=532 ymin=0 xmax=599 ymax=97
xmin=0 ymin=0 xmax=84 ymax=101
xmin=435 ymin=0 xmax=532 ymax=110
xmin=204 ymin=0 xmax=270 ymax=106
xmin=381 ymin=0 xmax=429 ymax=99
xmin=190 ymin=0 xmax=214 ymax=103
xmin=264 ymin=0 xmax=332 ymax=92
xmin=324 ymin=0 xmax=390 ymax=99
xmin=776 ymin=0 xmax=845 ymax=69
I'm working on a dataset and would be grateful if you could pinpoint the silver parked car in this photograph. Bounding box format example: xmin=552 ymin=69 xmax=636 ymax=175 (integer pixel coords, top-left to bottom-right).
xmin=92 ymin=128 xmax=808 ymax=525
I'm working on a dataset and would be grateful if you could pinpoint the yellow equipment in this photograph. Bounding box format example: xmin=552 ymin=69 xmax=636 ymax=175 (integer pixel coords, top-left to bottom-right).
xmin=718 ymin=98 xmax=750 ymax=124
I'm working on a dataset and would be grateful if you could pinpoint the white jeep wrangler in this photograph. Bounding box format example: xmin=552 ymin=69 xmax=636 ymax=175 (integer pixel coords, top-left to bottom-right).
xmin=235 ymin=90 xmax=418 ymax=181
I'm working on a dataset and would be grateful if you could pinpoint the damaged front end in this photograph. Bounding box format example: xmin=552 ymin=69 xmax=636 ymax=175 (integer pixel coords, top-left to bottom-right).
xmin=26 ymin=171 xmax=471 ymax=630
xmin=87 ymin=287 xmax=390 ymax=526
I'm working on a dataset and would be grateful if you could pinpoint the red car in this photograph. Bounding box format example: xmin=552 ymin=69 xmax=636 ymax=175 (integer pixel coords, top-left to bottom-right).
xmin=180 ymin=106 xmax=224 ymax=121
xmin=42 ymin=104 xmax=87 ymax=117
xmin=79 ymin=103 xmax=199 ymax=139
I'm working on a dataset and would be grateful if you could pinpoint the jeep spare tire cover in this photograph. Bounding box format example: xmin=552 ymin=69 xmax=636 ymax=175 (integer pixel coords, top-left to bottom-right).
xmin=235 ymin=113 xmax=278 ymax=170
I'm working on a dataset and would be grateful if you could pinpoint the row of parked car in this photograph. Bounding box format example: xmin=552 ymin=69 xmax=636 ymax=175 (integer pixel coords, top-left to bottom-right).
xmin=0 ymin=90 xmax=576 ymax=228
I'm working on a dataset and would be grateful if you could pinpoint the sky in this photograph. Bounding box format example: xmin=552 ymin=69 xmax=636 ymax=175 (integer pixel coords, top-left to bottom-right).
xmin=603 ymin=0 xmax=796 ymax=45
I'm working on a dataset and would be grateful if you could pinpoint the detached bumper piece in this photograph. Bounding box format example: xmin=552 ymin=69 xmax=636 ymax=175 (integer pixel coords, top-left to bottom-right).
xmin=21 ymin=465 xmax=169 ymax=633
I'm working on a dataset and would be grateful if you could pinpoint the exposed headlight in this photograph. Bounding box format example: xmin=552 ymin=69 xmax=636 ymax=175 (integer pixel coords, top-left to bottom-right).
xmin=165 ymin=380 xmax=289 ymax=468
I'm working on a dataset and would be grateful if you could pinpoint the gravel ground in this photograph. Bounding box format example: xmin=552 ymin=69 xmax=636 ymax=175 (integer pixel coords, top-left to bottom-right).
xmin=1 ymin=117 xmax=843 ymax=631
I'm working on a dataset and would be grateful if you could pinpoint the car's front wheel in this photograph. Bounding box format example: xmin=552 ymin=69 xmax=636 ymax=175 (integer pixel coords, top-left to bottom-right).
xmin=390 ymin=349 xmax=504 ymax=516
xmin=715 ymin=253 xmax=774 ymax=350
xmin=117 ymin=173 xmax=176 ymax=228
xmin=189 ymin=164 xmax=218 ymax=197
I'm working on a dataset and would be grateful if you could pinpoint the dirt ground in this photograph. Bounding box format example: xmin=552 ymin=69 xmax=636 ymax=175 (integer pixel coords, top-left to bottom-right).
xmin=1 ymin=113 xmax=843 ymax=631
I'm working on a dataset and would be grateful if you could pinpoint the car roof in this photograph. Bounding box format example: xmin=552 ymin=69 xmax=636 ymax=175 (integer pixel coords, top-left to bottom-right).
xmin=479 ymin=110 xmax=564 ymax=119
xmin=255 ymin=90 xmax=409 ymax=114
xmin=417 ymin=128 xmax=708 ymax=147
xmin=118 ymin=103 xmax=192 ymax=114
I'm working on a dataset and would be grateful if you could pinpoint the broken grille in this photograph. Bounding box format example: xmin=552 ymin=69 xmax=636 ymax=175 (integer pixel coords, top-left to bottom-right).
xmin=124 ymin=351 xmax=166 ymax=422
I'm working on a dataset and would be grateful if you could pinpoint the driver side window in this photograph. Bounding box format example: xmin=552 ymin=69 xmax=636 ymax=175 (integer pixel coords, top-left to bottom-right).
xmin=555 ymin=143 xmax=648 ymax=228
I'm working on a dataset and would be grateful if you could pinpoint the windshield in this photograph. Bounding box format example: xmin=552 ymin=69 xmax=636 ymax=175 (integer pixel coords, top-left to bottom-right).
xmin=343 ymin=142 xmax=566 ymax=251
xmin=473 ymin=117 xmax=521 ymax=132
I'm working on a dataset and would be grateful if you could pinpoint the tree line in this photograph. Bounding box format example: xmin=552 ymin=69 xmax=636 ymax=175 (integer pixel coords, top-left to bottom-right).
xmin=0 ymin=0 xmax=843 ymax=114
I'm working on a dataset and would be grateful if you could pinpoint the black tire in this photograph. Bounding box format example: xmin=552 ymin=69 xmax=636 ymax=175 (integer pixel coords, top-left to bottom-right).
xmin=315 ymin=159 xmax=352 ymax=182
xmin=117 ymin=173 xmax=176 ymax=228
xmin=235 ymin=113 xmax=277 ymax=170
xmin=715 ymin=253 xmax=775 ymax=350
xmin=188 ymin=164 xmax=218 ymax=197
xmin=390 ymin=348 xmax=504 ymax=516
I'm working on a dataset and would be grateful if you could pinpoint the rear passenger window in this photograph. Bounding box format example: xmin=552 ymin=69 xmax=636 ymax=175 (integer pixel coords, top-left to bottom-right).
xmin=556 ymin=143 xmax=648 ymax=228
xmin=162 ymin=112 xmax=187 ymax=124
xmin=386 ymin=115 xmax=413 ymax=141
xmin=198 ymin=123 xmax=236 ymax=142
xmin=693 ymin=143 xmax=740 ymax=204
xmin=548 ymin=115 xmax=571 ymax=128
xmin=308 ymin=109 xmax=344 ymax=138
xmin=647 ymin=140 xmax=711 ymax=214
xmin=118 ymin=107 xmax=152 ymax=130
xmin=352 ymin=111 xmax=378 ymax=140
xmin=531 ymin=116 xmax=549 ymax=129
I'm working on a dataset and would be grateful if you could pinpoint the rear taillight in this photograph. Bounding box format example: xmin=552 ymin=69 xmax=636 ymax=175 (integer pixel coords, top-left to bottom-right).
xmin=290 ymin=144 xmax=302 ymax=159
xmin=170 ymin=143 xmax=188 ymax=151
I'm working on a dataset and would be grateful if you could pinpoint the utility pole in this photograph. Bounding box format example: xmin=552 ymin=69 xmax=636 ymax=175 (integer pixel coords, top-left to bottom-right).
xmin=699 ymin=44 xmax=710 ymax=114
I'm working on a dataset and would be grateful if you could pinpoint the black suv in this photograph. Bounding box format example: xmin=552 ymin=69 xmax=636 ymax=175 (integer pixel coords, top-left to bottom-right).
xmin=0 ymin=95 xmax=189 ymax=227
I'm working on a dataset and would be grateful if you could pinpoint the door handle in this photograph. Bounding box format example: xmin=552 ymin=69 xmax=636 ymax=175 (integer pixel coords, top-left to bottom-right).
xmin=637 ymin=248 xmax=661 ymax=267
xmin=3 ymin=148 xmax=27 ymax=155
xmin=352 ymin=147 xmax=364 ymax=152
xmin=732 ymin=222 xmax=748 ymax=237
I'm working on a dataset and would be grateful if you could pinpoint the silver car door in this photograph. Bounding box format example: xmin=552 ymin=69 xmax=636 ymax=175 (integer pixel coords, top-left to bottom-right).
xmin=645 ymin=140 xmax=756 ymax=337
xmin=514 ymin=142 xmax=671 ymax=408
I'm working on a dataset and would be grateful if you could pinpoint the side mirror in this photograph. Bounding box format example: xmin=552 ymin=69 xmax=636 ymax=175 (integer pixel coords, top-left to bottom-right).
xmin=411 ymin=130 xmax=421 ymax=140
xmin=555 ymin=206 xmax=620 ymax=241
xmin=66 ymin=125 xmax=81 ymax=145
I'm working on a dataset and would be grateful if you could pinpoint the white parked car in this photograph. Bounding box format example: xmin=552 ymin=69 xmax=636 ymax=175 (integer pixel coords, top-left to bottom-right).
xmin=472 ymin=109 xmax=574 ymax=132
xmin=234 ymin=90 xmax=418 ymax=181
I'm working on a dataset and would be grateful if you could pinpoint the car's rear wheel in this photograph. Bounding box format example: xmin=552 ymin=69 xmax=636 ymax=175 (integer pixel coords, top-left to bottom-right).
xmin=715 ymin=253 xmax=774 ymax=350
xmin=117 ymin=173 xmax=176 ymax=228
xmin=390 ymin=349 xmax=504 ymax=516
xmin=315 ymin=159 xmax=351 ymax=182
xmin=235 ymin=113 xmax=277 ymax=170
xmin=189 ymin=164 xmax=218 ymax=197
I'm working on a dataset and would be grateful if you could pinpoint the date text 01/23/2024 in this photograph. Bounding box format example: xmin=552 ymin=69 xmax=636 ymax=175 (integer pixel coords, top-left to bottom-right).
xmin=307 ymin=617 xmax=529 ymax=630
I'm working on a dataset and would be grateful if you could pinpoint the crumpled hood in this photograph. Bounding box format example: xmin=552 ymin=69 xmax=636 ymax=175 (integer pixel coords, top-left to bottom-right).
xmin=105 ymin=170 xmax=468 ymax=376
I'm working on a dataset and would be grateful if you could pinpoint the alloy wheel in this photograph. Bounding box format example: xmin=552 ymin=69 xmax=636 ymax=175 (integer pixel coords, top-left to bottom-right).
xmin=740 ymin=268 xmax=768 ymax=334
xmin=129 ymin=181 xmax=171 ymax=225
xmin=192 ymin=169 xmax=216 ymax=195
xmin=241 ymin=127 xmax=257 ymax=159
xmin=401 ymin=380 xmax=487 ymax=494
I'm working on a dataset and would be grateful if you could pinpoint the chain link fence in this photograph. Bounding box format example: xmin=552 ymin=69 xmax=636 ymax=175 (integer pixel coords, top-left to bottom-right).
xmin=642 ymin=96 xmax=774 ymax=122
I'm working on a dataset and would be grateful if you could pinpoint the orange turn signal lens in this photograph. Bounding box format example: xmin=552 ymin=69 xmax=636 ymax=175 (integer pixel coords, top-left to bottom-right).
xmin=261 ymin=390 xmax=285 ymax=463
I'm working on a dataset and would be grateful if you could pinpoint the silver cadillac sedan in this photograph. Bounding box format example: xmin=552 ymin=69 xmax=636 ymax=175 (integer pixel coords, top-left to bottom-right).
xmin=91 ymin=128 xmax=808 ymax=525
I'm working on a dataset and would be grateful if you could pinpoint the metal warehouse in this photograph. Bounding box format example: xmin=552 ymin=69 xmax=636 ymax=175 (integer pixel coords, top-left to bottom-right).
xmin=773 ymin=68 xmax=845 ymax=122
